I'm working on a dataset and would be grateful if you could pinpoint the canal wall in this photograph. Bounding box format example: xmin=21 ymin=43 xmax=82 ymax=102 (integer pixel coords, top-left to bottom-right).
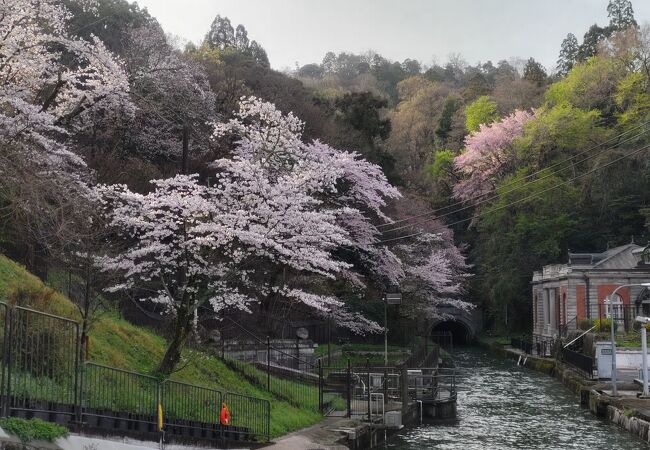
xmin=479 ymin=339 xmax=650 ymax=444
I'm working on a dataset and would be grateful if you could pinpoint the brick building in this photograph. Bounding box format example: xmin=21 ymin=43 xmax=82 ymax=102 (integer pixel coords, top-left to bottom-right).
xmin=531 ymin=243 xmax=650 ymax=340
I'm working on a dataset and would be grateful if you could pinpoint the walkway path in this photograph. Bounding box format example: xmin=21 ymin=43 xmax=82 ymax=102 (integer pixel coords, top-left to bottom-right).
xmin=261 ymin=416 xmax=354 ymax=450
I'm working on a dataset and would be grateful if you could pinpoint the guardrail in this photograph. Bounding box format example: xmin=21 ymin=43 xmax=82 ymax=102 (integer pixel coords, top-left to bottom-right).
xmin=0 ymin=303 xmax=271 ymax=444
xmin=560 ymin=347 xmax=594 ymax=379
xmin=407 ymin=368 xmax=456 ymax=402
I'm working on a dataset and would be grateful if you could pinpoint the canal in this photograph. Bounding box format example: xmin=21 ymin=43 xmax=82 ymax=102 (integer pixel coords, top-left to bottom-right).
xmin=387 ymin=347 xmax=648 ymax=449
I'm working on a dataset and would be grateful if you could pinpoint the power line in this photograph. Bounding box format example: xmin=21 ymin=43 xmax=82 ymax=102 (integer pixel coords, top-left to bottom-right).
xmin=383 ymin=128 xmax=650 ymax=235
xmin=379 ymin=121 xmax=650 ymax=231
xmin=379 ymin=142 xmax=650 ymax=244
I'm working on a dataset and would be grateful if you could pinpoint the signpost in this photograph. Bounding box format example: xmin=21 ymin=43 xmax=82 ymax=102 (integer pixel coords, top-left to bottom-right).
xmin=384 ymin=293 xmax=402 ymax=365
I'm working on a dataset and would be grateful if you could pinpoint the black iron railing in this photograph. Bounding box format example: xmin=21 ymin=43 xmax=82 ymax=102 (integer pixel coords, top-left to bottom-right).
xmin=511 ymin=336 xmax=556 ymax=357
xmin=560 ymin=347 xmax=594 ymax=379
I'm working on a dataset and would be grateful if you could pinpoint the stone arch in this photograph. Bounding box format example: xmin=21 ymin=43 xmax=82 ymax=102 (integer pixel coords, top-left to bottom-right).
xmin=428 ymin=317 xmax=475 ymax=345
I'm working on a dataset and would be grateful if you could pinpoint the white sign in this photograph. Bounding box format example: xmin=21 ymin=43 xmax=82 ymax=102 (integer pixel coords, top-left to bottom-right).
xmin=385 ymin=293 xmax=402 ymax=305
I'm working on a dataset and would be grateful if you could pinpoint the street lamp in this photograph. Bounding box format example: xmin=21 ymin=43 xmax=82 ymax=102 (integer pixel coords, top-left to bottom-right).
xmin=608 ymin=283 xmax=650 ymax=396
xmin=384 ymin=293 xmax=402 ymax=365
xmin=635 ymin=315 xmax=650 ymax=397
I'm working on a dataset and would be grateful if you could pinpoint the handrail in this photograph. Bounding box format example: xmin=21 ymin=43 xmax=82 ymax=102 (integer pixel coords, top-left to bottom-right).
xmin=224 ymin=316 xmax=316 ymax=368
xmin=563 ymin=325 xmax=596 ymax=348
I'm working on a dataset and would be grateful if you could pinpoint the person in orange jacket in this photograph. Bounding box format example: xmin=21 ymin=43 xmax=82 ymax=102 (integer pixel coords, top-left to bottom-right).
xmin=220 ymin=402 xmax=231 ymax=426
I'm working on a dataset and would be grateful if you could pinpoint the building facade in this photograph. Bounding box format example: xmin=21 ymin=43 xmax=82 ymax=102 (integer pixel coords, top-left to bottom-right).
xmin=532 ymin=244 xmax=650 ymax=340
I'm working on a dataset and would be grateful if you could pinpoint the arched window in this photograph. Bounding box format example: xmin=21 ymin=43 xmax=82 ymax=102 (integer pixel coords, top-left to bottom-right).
xmin=605 ymin=293 xmax=624 ymax=320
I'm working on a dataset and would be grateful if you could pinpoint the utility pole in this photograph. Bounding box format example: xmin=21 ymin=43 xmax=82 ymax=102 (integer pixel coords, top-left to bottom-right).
xmin=384 ymin=293 xmax=402 ymax=366
xmin=608 ymin=283 xmax=650 ymax=396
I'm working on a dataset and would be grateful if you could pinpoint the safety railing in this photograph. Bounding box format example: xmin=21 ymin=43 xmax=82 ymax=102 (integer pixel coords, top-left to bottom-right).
xmin=220 ymin=319 xmax=321 ymax=412
xmin=511 ymin=336 xmax=556 ymax=357
xmin=2 ymin=306 xmax=79 ymax=420
xmin=0 ymin=303 xmax=271 ymax=444
xmin=407 ymin=368 xmax=456 ymax=402
xmin=560 ymin=347 xmax=594 ymax=379
xmin=583 ymin=304 xmax=641 ymax=333
xmin=82 ymin=363 xmax=159 ymax=432
xmin=222 ymin=349 xmax=319 ymax=412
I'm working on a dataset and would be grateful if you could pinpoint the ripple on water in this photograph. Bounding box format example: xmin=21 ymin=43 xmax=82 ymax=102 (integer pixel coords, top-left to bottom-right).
xmin=385 ymin=347 xmax=649 ymax=450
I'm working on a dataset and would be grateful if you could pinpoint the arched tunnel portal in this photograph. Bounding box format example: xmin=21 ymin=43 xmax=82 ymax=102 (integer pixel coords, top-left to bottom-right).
xmin=429 ymin=319 xmax=474 ymax=346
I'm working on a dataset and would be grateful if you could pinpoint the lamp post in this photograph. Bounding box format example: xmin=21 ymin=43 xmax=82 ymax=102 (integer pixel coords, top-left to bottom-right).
xmin=384 ymin=293 xmax=402 ymax=366
xmin=608 ymin=283 xmax=650 ymax=396
xmin=635 ymin=316 xmax=650 ymax=397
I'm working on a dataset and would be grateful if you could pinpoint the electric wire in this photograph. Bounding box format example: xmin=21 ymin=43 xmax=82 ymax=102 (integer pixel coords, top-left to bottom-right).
xmin=383 ymin=128 xmax=650 ymax=235
xmin=378 ymin=142 xmax=650 ymax=244
xmin=379 ymin=121 xmax=650 ymax=231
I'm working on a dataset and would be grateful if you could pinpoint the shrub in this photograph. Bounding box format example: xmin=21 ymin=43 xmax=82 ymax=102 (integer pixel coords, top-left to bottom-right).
xmin=594 ymin=318 xmax=618 ymax=332
xmin=632 ymin=321 xmax=650 ymax=332
xmin=578 ymin=319 xmax=593 ymax=331
xmin=0 ymin=418 xmax=67 ymax=443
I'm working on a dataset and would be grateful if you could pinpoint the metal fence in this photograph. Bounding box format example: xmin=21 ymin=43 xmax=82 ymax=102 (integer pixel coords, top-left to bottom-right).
xmin=2 ymin=306 xmax=79 ymax=420
xmin=560 ymin=347 xmax=594 ymax=379
xmin=407 ymin=368 xmax=457 ymax=402
xmin=583 ymin=304 xmax=640 ymax=333
xmin=511 ymin=336 xmax=556 ymax=357
xmin=220 ymin=320 xmax=321 ymax=412
xmin=0 ymin=303 xmax=270 ymax=444
xmin=82 ymin=363 xmax=159 ymax=432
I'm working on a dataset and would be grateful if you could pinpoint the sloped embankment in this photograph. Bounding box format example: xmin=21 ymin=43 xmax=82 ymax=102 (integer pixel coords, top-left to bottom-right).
xmin=0 ymin=255 xmax=321 ymax=438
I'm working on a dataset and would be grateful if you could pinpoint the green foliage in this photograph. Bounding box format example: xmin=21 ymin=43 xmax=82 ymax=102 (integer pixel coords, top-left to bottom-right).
xmin=335 ymin=92 xmax=391 ymax=142
xmin=594 ymin=318 xmax=618 ymax=332
xmin=578 ymin=319 xmax=593 ymax=331
xmin=557 ymin=33 xmax=579 ymax=77
xmin=516 ymin=102 xmax=605 ymax=166
xmin=615 ymin=72 xmax=650 ymax=128
xmin=545 ymin=57 xmax=625 ymax=116
xmin=0 ymin=418 xmax=67 ymax=443
xmin=429 ymin=150 xmax=455 ymax=179
xmin=436 ymin=94 xmax=461 ymax=141
xmin=0 ymin=255 xmax=321 ymax=438
xmin=465 ymin=95 xmax=498 ymax=132
xmin=476 ymin=171 xmax=579 ymax=330
xmin=523 ymin=58 xmax=547 ymax=87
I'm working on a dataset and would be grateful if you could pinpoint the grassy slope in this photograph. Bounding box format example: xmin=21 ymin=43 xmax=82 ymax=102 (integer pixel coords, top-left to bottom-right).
xmin=0 ymin=255 xmax=320 ymax=438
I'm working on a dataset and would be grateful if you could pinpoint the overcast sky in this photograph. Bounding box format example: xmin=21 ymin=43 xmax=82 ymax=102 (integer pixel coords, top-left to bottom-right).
xmin=134 ymin=0 xmax=650 ymax=72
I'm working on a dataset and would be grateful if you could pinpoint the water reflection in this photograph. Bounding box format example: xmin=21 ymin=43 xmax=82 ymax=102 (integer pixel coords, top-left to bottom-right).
xmin=386 ymin=347 xmax=647 ymax=449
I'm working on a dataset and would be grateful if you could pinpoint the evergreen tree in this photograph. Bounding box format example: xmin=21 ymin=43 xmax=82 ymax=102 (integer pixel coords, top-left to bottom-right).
xmin=523 ymin=57 xmax=547 ymax=86
xmin=435 ymin=94 xmax=461 ymax=142
xmin=235 ymin=24 xmax=249 ymax=50
xmin=607 ymin=0 xmax=637 ymax=31
xmin=249 ymin=40 xmax=270 ymax=67
xmin=205 ymin=15 xmax=235 ymax=49
xmin=577 ymin=24 xmax=611 ymax=62
xmin=557 ymin=33 xmax=579 ymax=77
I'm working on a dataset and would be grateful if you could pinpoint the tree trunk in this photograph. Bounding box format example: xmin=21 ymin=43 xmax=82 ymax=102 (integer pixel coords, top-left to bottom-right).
xmin=157 ymin=306 xmax=192 ymax=375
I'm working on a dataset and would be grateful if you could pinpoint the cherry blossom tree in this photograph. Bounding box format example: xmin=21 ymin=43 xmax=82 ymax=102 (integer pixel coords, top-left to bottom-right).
xmin=391 ymin=232 xmax=472 ymax=320
xmin=0 ymin=0 xmax=133 ymax=170
xmin=452 ymin=110 xmax=534 ymax=203
xmin=0 ymin=0 xmax=132 ymax=272
xmin=211 ymin=97 xmax=400 ymax=335
xmin=96 ymin=175 xmax=252 ymax=375
xmin=121 ymin=23 xmax=216 ymax=166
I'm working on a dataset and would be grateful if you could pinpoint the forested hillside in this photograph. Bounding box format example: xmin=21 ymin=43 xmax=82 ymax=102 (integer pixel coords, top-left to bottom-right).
xmin=2 ymin=0 xmax=650 ymax=365
xmin=291 ymin=0 xmax=650 ymax=331
xmin=0 ymin=0 xmax=470 ymax=377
